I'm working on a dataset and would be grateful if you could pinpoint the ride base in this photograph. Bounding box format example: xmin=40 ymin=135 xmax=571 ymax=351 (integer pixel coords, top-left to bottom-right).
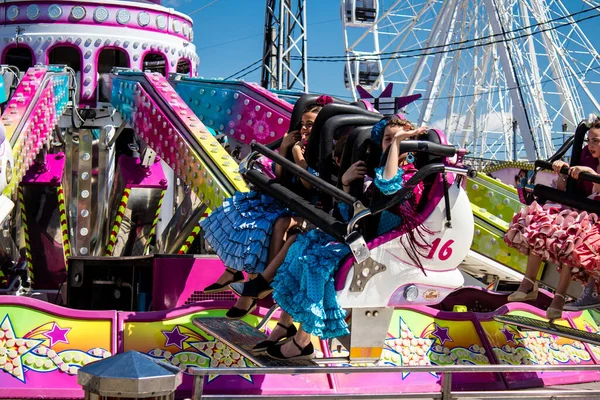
xmin=1 ymin=256 xmax=600 ymax=398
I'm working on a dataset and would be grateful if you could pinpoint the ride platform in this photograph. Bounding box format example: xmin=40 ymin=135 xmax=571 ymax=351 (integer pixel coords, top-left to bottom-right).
xmin=193 ymin=317 xmax=316 ymax=367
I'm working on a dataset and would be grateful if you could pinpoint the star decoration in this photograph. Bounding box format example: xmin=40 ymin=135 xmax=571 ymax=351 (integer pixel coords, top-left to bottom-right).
xmin=43 ymin=323 xmax=70 ymax=347
xmin=0 ymin=314 xmax=43 ymax=382
xmin=583 ymin=323 xmax=597 ymax=334
xmin=163 ymin=326 xmax=189 ymax=350
xmin=501 ymin=327 xmax=516 ymax=344
xmin=384 ymin=317 xmax=435 ymax=379
xmin=191 ymin=340 xmax=253 ymax=383
xmin=432 ymin=324 xmax=453 ymax=346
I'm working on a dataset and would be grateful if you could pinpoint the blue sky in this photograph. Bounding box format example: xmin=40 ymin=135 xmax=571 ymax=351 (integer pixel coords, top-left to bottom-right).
xmin=164 ymin=0 xmax=600 ymax=111
xmin=163 ymin=0 xmax=351 ymax=98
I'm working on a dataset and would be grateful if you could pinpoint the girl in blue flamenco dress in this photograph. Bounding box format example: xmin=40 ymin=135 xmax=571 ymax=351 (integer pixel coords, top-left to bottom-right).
xmin=199 ymin=96 xmax=332 ymax=318
xmin=243 ymin=116 xmax=429 ymax=359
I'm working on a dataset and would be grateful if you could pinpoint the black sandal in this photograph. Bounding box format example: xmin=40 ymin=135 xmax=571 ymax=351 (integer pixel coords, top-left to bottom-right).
xmin=253 ymin=323 xmax=298 ymax=354
xmin=266 ymin=337 xmax=314 ymax=360
xmin=204 ymin=269 xmax=244 ymax=294
xmin=225 ymin=299 xmax=257 ymax=320
xmin=241 ymin=274 xmax=273 ymax=299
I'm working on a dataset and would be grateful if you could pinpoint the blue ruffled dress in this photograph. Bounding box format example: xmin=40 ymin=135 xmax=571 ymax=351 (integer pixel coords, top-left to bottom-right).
xmin=271 ymin=166 xmax=409 ymax=339
xmin=200 ymin=167 xmax=320 ymax=274
xmin=200 ymin=190 xmax=291 ymax=274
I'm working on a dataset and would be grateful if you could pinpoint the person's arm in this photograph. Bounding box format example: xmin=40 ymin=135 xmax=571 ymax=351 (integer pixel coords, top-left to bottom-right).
xmin=275 ymin=130 xmax=301 ymax=179
xmin=341 ymin=161 xmax=367 ymax=193
xmin=383 ymin=126 xmax=428 ymax=179
xmin=292 ymin=142 xmax=312 ymax=189
xmin=552 ymin=160 xmax=569 ymax=191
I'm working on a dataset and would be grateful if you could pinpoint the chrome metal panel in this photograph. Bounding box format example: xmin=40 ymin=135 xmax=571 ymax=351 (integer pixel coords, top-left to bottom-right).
xmin=156 ymin=160 xmax=175 ymax=243
xmin=109 ymin=187 xmax=164 ymax=257
xmin=349 ymin=307 xmax=394 ymax=363
xmin=92 ymin=125 xmax=116 ymax=256
xmin=156 ymin=189 xmax=205 ymax=254
xmin=75 ymin=130 xmax=93 ymax=257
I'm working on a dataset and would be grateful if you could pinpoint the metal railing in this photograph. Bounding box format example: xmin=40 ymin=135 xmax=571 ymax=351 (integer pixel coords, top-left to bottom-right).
xmin=190 ymin=364 xmax=600 ymax=400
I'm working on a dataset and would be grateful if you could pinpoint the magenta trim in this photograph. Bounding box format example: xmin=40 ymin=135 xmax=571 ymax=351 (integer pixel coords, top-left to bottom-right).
xmin=359 ymin=100 xmax=376 ymax=112
xmin=118 ymin=155 xmax=167 ymax=188
xmin=177 ymin=57 xmax=193 ymax=77
xmin=335 ymin=176 xmax=445 ymax=290
xmin=140 ymin=51 xmax=169 ymax=74
xmin=0 ymin=296 xmax=117 ymax=353
xmin=0 ymin=2 xmax=193 ymax=42
xmin=1 ymin=43 xmax=34 ymax=64
xmin=22 ymin=152 xmax=66 ymax=186
xmin=96 ymin=46 xmax=131 ymax=69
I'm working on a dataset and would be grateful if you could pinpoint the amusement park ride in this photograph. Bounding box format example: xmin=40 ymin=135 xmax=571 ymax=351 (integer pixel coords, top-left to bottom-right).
xmin=0 ymin=0 xmax=598 ymax=398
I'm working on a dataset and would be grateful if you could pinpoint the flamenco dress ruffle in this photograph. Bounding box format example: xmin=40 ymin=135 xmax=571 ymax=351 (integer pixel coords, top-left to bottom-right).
xmin=271 ymin=229 xmax=351 ymax=339
xmin=200 ymin=190 xmax=290 ymax=274
xmin=505 ymin=201 xmax=600 ymax=282
xmin=271 ymin=166 xmax=409 ymax=339
xmin=569 ymin=212 xmax=600 ymax=282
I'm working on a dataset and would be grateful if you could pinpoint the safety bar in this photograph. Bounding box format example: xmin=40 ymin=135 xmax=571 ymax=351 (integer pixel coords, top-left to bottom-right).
xmin=398 ymin=140 xmax=457 ymax=158
xmin=369 ymin=164 xmax=445 ymax=215
xmin=547 ymin=135 xmax=576 ymax=163
xmin=250 ymin=142 xmax=358 ymax=206
xmin=190 ymin=364 xmax=600 ymax=400
xmin=535 ymin=160 xmax=600 ymax=184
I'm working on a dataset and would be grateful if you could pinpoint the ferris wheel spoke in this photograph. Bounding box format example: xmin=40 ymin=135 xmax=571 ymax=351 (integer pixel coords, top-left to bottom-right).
xmin=342 ymin=0 xmax=600 ymax=161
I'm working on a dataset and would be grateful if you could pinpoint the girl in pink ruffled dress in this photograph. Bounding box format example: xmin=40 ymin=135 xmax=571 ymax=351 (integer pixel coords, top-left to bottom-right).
xmin=504 ymin=124 xmax=600 ymax=319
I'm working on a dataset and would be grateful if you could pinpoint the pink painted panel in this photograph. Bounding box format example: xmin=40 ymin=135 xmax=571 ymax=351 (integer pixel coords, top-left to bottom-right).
xmin=0 ymin=296 xmax=116 ymax=398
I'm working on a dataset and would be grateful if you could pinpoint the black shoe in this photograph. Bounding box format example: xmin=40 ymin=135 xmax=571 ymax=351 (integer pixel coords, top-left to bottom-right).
xmin=241 ymin=274 xmax=273 ymax=299
xmin=266 ymin=337 xmax=314 ymax=360
xmin=253 ymin=323 xmax=298 ymax=354
xmin=225 ymin=300 xmax=257 ymax=320
xmin=204 ymin=269 xmax=244 ymax=294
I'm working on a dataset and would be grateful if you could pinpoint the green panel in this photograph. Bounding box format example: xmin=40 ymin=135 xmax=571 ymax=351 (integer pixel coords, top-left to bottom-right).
xmin=467 ymin=175 xmax=523 ymax=223
xmin=472 ymin=220 xmax=529 ymax=276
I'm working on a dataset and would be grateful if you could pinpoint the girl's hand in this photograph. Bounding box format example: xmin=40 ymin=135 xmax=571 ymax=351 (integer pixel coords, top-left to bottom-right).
xmin=293 ymin=140 xmax=306 ymax=154
xmin=569 ymin=165 xmax=596 ymax=179
xmin=281 ymin=130 xmax=301 ymax=150
xmin=552 ymin=160 xmax=569 ymax=174
xmin=342 ymin=161 xmax=367 ymax=186
xmin=394 ymin=126 xmax=428 ymax=142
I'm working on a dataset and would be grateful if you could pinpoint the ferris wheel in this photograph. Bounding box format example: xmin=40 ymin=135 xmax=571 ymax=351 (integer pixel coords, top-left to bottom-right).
xmin=341 ymin=0 xmax=600 ymax=161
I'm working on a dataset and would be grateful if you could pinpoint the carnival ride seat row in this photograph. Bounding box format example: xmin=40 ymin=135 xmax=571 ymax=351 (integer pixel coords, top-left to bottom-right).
xmin=197 ymin=94 xmax=477 ymax=363
xmin=531 ymin=120 xmax=600 ymax=215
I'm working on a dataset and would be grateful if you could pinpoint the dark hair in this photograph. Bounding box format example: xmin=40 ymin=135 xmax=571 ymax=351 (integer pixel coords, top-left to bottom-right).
xmin=303 ymin=103 xmax=324 ymax=114
xmin=333 ymin=135 xmax=348 ymax=162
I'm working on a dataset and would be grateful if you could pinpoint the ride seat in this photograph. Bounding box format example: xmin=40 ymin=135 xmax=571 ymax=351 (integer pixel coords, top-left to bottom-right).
xmin=334 ymin=128 xmax=453 ymax=291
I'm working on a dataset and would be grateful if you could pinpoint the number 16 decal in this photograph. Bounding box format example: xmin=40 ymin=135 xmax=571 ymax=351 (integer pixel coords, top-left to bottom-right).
xmin=426 ymin=238 xmax=454 ymax=261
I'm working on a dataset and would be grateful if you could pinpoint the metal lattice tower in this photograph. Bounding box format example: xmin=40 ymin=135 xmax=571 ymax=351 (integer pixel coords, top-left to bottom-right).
xmin=342 ymin=0 xmax=600 ymax=161
xmin=261 ymin=0 xmax=309 ymax=93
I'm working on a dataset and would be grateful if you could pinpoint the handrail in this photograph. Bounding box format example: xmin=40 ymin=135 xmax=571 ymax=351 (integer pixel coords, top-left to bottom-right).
xmin=190 ymin=364 xmax=600 ymax=400
xmin=535 ymin=160 xmax=600 ymax=184
xmin=191 ymin=363 xmax=600 ymax=375
xmin=250 ymin=141 xmax=359 ymax=206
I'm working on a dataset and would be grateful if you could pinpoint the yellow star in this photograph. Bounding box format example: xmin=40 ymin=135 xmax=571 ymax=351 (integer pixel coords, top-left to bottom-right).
xmin=0 ymin=315 xmax=43 ymax=382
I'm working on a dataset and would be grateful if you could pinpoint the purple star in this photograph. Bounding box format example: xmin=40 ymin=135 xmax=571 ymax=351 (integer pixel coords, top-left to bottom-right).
xmin=432 ymin=324 xmax=453 ymax=346
xmin=501 ymin=327 xmax=515 ymax=344
xmin=163 ymin=326 xmax=188 ymax=349
xmin=43 ymin=323 xmax=70 ymax=347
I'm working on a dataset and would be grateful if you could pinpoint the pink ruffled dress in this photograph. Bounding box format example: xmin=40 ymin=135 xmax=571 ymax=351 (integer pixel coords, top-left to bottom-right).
xmin=504 ymin=198 xmax=600 ymax=283
xmin=505 ymin=145 xmax=600 ymax=283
